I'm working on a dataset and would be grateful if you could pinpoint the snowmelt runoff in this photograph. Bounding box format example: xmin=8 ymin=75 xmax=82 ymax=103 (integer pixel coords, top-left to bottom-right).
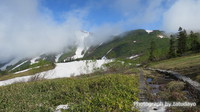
xmin=0 ymin=59 xmax=112 ymax=86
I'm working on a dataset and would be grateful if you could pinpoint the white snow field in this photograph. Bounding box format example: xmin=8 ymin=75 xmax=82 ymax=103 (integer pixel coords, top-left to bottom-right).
xmin=0 ymin=59 xmax=112 ymax=86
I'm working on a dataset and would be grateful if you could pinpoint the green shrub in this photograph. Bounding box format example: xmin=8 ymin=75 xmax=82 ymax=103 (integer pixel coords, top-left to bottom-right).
xmin=0 ymin=74 xmax=139 ymax=112
xmin=158 ymin=81 xmax=187 ymax=101
xmin=167 ymin=81 xmax=185 ymax=92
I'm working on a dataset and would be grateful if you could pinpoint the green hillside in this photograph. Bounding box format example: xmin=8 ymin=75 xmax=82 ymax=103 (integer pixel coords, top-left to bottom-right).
xmin=58 ymin=47 xmax=76 ymax=62
xmin=84 ymin=29 xmax=169 ymax=60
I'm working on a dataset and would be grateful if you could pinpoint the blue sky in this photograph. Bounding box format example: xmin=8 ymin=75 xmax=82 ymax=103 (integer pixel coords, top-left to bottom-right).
xmin=40 ymin=0 xmax=175 ymax=31
xmin=41 ymin=0 xmax=120 ymax=23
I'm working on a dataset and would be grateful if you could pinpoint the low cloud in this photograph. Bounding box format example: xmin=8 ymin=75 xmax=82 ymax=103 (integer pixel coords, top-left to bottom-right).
xmin=0 ymin=0 xmax=85 ymax=62
xmin=0 ymin=0 xmax=123 ymax=63
xmin=163 ymin=0 xmax=200 ymax=32
xmin=87 ymin=23 xmax=122 ymax=46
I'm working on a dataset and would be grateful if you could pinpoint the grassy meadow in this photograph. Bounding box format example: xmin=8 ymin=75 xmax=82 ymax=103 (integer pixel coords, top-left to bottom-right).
xmin=149 ymin=53 xmax=200 ymax=82
xmin=0 ymin=74 xmax=139 ymax=112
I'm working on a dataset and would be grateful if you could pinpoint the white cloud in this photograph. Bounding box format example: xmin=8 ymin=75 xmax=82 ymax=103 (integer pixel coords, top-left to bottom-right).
xmin=0 ymin=0 xmax=86 ymax=62
xmin=0 ymin=0 xmax=127 ymax=63
xmin=114 ymin=0 xmax=140 ymax=16
xmin=113 ymin=0 xmax=165 ymax=25
xmin=163 ymin=0 xmax=200 ymax=32
xmin=87 ymin=23 xmax=122 ymax=46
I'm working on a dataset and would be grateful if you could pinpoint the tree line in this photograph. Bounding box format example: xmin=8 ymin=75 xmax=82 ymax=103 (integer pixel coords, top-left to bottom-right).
xmin=149 ymin=27 xmax=200 ymax=61
xmin=169 ymin=27 xmax=200 ymax=58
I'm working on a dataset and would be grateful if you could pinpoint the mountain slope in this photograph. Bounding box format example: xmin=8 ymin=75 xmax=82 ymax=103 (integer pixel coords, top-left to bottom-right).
xmin=0 ymin=29 xmax=169 ymax=73
xmin=0 ymin=31 xmax=91 ymax=73
xmin=84 ymin=29 xmax=169 ymax=60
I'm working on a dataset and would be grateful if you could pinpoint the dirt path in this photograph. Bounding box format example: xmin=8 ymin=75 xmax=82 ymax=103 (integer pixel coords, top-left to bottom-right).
xmin=139 ymin=69 xmax=147 ymax=102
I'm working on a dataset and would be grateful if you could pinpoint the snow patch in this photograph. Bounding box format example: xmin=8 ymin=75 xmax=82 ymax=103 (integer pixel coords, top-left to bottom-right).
xmin=101 ymin=48 xmax=113 ymax=59
xmin=14 ymin=66 xmax=40 ymax=74
xmin=0 ymin=75 xmax=33 ymax=86
xmin=72 ymin=31 xmax=90 ymax=59
xmin=55 ymin=53 xmax=63 ymax=62
xmin=0 ymin=58 xmax=21 ymax=70
xmin=99 ymin=42 xmax=103 ymax=46
xmin=72 ymin=47 xmax=85 ymax=59
xmin=30 ymin=57 xmax=40 ymax=65
xmin=11 ymin=60 xmax=28 ymax=70
xmin=14 ymin=68 xmax=32 ymax=74
xmin=101 ymin=56 xmax=107 ymax=60
xmin=129 ymin=55 xmax=139 ymax=59
xmin=157 ymin=35 xmax=164 ymax=38
xmin=145 ymin=30 xmax=153 ymax=34
xmin=0 ymin=59 xmax=112 ymax=86
xmin=106 ymin=49 xmax=113 ymax=55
